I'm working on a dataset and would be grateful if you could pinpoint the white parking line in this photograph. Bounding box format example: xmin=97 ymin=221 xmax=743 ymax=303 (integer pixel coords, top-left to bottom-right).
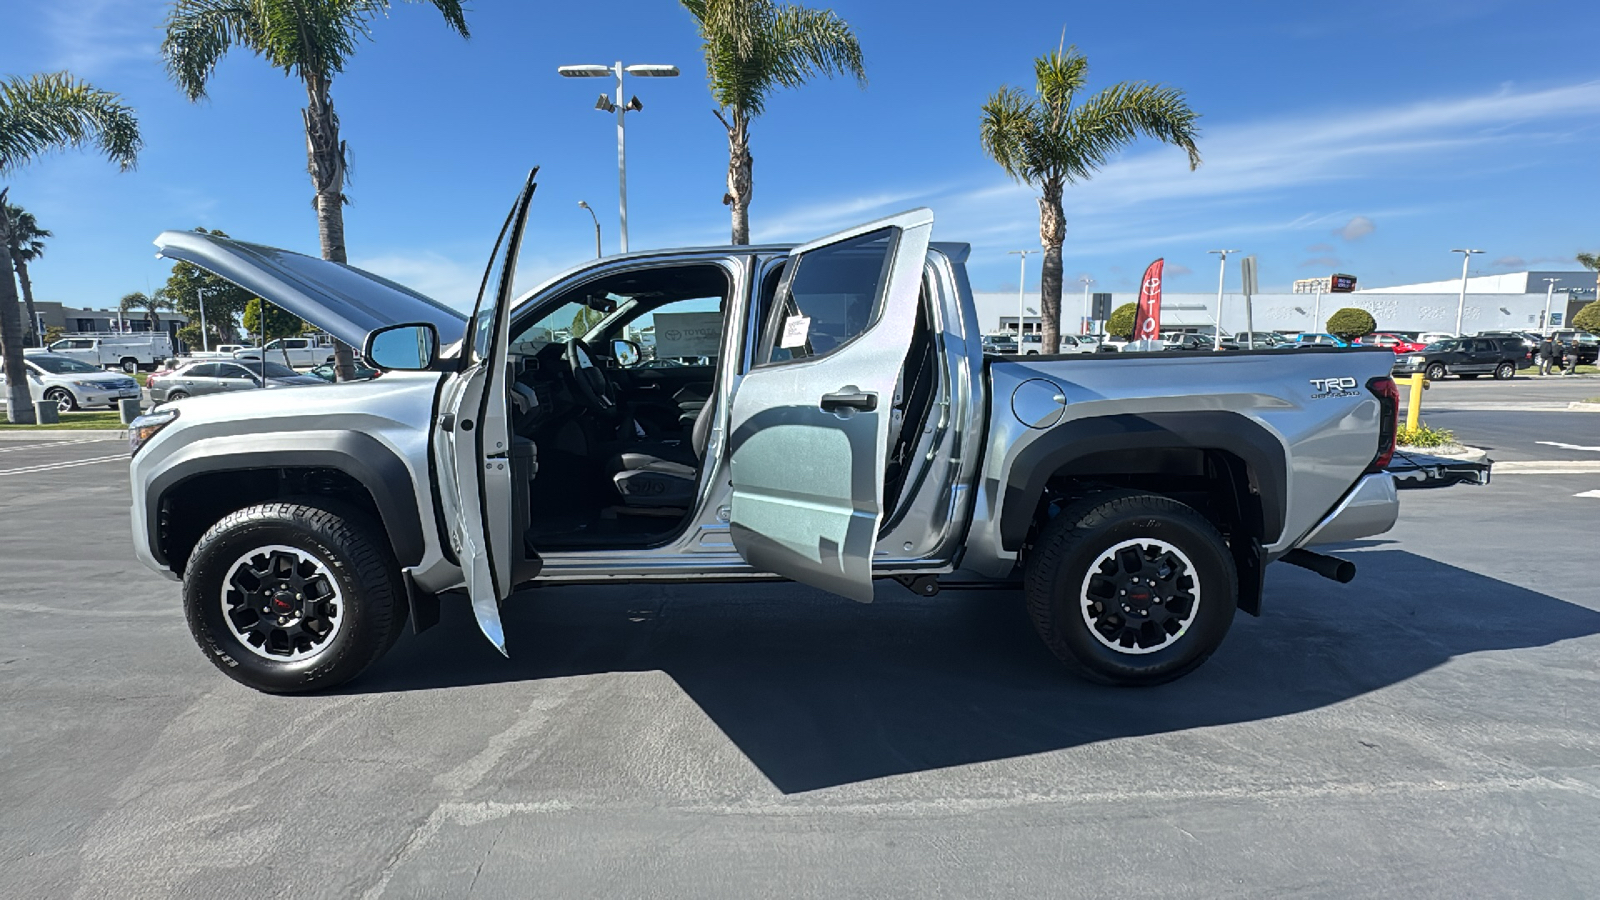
xmin=0 ymin=454 xmax=127 ymax=477
xmin=0 ymin=437 xmax=118 ymax=454
xmin=1576 ymin=490 xmax=1600 ymax=499
xmin=1491 ymin=461 xmax=1600 ymax=475
xmin=1535 ymin=441 xmax=1600 ymax=453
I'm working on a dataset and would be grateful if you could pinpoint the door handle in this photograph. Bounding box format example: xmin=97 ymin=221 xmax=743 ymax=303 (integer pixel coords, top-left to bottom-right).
xmin=820 ymin=390 xmax=877 ymax=412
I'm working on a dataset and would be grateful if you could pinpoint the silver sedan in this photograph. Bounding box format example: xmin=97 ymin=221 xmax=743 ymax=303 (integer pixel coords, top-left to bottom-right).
xmin=146 ymin=360 xmax=324 ymax=403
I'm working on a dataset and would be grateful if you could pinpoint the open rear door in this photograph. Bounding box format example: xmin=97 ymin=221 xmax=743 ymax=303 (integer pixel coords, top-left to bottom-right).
xmin=726 ymin=209 xmax=933 ymax=602
xmin=438 ymin=170 xmax=537 ymax=654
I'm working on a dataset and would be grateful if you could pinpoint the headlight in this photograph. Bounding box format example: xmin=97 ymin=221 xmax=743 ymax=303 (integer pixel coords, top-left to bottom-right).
xmin=128 ymin=408 xmax=179 ymax=457
xmin=1407 ymin=355 xmax=1426 ymax=364
xmin=71 ymin=380 xmax=102 ymax=389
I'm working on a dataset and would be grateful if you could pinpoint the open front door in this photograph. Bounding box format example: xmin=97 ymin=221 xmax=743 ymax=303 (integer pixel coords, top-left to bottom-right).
xmin=439 ymin=170 xmax=537 ymax=655
xmin=726 ymin=209 xmax=933 ymax=602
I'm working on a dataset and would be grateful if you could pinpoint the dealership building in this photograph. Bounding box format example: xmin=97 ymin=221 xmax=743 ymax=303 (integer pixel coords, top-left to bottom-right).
xmin=974 ymin=270 xmax=1596 ymax=337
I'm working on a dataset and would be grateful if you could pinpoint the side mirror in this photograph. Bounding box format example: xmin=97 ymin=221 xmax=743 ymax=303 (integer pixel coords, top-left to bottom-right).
xmin=611 ymin=338 xmax=642 ymax=368
xmin=364 ymin=323 xmax=439 ymax=371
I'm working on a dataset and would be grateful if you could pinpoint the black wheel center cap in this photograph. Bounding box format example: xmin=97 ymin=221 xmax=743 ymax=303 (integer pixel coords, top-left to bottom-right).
xmin=270 ymin=590 xmax=299 ymax=614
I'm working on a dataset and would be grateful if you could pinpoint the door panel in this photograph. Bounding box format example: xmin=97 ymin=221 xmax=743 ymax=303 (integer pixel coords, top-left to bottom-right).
xmin=726 ymin=209 xmax=933 ymax=602
xmin=439 ymin=170 xmax=537 ymax=655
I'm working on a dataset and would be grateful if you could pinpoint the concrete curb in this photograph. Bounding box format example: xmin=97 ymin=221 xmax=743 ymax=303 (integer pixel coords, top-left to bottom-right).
xmin=1570 ymin=402 xmax=1600 ymax=412
xmin=0 ymin=429 xmax=128 ymax=441
xmin=1398 ymin=443 xmax=1488 ymax=461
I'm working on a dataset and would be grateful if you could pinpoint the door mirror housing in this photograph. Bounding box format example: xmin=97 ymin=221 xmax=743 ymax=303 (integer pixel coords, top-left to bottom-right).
xmin=611 ymin=338 xmax=642 ymax=368
xmin=364 ymin=323 xmax=439 ymax=371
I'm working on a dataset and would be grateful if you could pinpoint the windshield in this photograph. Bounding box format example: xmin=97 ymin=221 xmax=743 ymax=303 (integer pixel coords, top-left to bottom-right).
xmin=29 ymin=355 xmax=103 ymax=375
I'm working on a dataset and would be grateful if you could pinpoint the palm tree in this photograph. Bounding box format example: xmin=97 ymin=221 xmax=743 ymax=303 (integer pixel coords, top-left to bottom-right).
xmin=980 ymin=42 xmax=1200 ymax=354
xmin=0 ymin=72 xmax=140 ymax=423
xmin=119 ymin=291 xmax=177 ymax=332
xmin=680 ymin=0 xmax=866 ymax=245
xmin=161 ymin=0 xmax=470 ymax=380
xmin=4 ymin=203 xmax=51 ymax=347
xmin=1577 ymin=252 xmax=1600 ymax=312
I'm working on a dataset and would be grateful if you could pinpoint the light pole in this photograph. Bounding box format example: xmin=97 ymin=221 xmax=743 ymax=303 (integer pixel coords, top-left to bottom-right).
xmin=1450 ymin=248 xmax=1483 ymax=336
xmin=195 ymin=287 xmax=210 ymax=352
xmin=558 ymin=61 xmax=679 ymax=254
xmin=577 ymin=201 xmax=601 ymax=258
xmin=1008 ymin=249 xmax=1034 ymax=341
xmin=1313 ymin=285 xmax=1323 ymax=332
xmin=1079 ymin=275 xmax=1094 ymax=335
xmin=1542 ymin=277 xmax=1559 ymax=336
xmin=1208 ymin=249 xmax=1240 ymax=351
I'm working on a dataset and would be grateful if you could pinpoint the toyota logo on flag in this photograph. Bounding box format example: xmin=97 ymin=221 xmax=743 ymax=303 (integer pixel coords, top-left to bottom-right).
xmin=1135 ymin=259 xmax=1165 ymax=341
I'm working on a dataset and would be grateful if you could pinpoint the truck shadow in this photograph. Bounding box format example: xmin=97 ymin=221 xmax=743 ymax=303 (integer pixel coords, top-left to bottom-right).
xmin=356 ymin=549 xmax=1600 ymax=794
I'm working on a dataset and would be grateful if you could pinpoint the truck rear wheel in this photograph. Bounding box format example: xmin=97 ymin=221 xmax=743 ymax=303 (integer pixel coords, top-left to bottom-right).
xmin=1024 ymin=491 xmax=1236 ymax=686
xmin=182 ymin=502 xmax=406 ymax=694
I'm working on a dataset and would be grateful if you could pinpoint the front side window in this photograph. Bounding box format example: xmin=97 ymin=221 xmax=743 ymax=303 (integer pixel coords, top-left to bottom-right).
xmin=186 ymin=363 xmax=222 ymax=378
xmin=758 ymin=228 xmax=896 ymax=366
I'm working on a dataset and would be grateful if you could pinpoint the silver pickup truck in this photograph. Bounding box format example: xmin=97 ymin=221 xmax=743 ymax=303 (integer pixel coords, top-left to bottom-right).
xmin=128 ymin=173 xmax=1487 ymax=694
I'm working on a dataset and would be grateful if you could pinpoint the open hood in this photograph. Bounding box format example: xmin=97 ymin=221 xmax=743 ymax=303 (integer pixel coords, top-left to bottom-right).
xmin=154 ymin=231 xmax=468 ymax=350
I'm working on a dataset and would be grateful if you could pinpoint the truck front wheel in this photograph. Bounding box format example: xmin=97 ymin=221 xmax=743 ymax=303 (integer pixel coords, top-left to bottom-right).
xmin=182 ymin=502 xmax=407 ymax=694
xmin=1024 ymin=491 xmax=1236 ymax=686
xmin=121 ymin=357 xmax=139 ymax=373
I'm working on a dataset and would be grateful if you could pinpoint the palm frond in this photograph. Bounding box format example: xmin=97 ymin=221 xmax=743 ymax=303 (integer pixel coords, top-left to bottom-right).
xmin=1055 ymin=81 xmax=1201 ymax=183
xmin=1577 ymin=252 xmax=1600 ymax=271
xmin=979 ymin=87 xmax=1041 ymax=184
xmin=3 ymin=203 xmax=51 ymax=261
xmin=1034 ymin=45 xmax=1087 ymax=117
xmin=768 ymin=5 xmax=866 ymax=90
xmin=160 ymin=0 xmax=259 ymax=100
xmin=683 ymin=0 xmax=865 ymax=118
xmin=0 ymin=72 xmax=142 ymax=173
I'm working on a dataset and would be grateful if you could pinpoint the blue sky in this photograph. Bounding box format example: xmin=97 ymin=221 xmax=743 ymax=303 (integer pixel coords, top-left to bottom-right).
xmin=3 ymin=0 xmax=1597 ymax=311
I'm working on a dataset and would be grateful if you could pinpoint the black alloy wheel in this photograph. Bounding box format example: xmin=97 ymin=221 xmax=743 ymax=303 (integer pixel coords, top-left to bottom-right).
xmin=1025 ymin=490 xmax=1236 ymax=686
xmin=183 ymin=502 xmax=406 ymax=693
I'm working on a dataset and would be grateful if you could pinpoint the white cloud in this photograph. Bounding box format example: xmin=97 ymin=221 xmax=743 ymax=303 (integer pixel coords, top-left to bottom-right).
xmin=42 ymin=1 xmax=166 ymax=79
xmin=350 ymin=251 xmax=484 ymax=311
xmin=1334 ymin=215 xmax=1376 ymax=241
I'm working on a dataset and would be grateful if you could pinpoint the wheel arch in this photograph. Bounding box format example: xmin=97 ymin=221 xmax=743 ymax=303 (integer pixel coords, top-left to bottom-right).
xmin=147 ymin=433 xmax=425 ymax=576
xmin=1001 ymin=411 xmax=1289 ymax=615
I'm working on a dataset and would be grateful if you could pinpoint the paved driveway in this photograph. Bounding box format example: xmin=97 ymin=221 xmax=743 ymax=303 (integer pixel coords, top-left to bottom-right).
xmin=2 ymin=439 xmax=1598 ymax=898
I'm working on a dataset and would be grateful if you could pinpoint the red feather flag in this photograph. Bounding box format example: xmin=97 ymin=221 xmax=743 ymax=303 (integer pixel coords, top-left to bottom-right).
xmin=1135 ymin=258 xmax=1164 ymax=341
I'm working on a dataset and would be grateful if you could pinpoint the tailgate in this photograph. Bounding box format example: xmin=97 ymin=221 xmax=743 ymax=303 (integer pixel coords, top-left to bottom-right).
xmin=1386 ymin=449 xmax=1491 ymax=489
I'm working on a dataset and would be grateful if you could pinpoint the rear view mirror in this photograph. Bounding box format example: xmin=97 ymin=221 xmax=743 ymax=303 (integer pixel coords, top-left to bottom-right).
xmin=612 ymin=338 xmax=642 ymax=368
xmin=364 ymin=322 xmax=438 ymax=371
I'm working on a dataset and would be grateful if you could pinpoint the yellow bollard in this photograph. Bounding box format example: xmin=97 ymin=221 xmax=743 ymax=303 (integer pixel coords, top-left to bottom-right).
xmin=1406 ymin=372 xmax=1425 ymax=431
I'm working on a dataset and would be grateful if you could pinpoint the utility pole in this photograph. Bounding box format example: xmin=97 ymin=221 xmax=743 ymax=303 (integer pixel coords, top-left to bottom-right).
xmin=558 ymin=61 xmax=679 ymax=253
xmin=1451 ymin=248 xmax=1484 ymax=336
xmin=1208 ymin=249 xmax=1240 ymax=351
xmin=1079 ymin=275 xmax=1094 ymax=335
xmin=1008 ymin=249 xmax=1034 ymax=344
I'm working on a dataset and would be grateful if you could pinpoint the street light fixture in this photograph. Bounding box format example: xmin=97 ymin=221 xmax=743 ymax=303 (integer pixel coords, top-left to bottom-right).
xmin=577 ymin=201 xmax=601 ymax=259
xmin=1450 ymin=248 xmax=1483 ymax=336
xmin=558 ymin=61 xmax=679 ymax=253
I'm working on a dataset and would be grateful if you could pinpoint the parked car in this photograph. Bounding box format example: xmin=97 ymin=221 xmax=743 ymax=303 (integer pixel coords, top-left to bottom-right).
xmin=1233 ymin=331 xmax=1292 ymax=349
xmin=1164 ymin=332 xmax=1239 ymax=351
xmin=234 ymin=335 xmax=338 ymax=367
xmin=1019 ymin=332 xmax=1042 ymax=354
xmin=1290 ymin=333 xmax=1351 ymax=348
xmin=1416 ymin=331 xmax=1456 ymax=346
xmin=131 ymin=178 xmax=1487 ymax=696
xmin=1475 ymin=331 xmax=1539 ymax=362
xmin=980 ymin=333 xmax=1017 ymax=354
xmin=307 ymin=361 xmax=380 ymax=382
xmin=5 ymin=352 xmax=142 ymax=411
xmin=46 ymin=333 xmax=173 ymax=372
xmin=1055 ymin=334 xmax=1104 ymax=354
xmin=146 ymin=359 xmax=324 ymax=403
xmin=1548 ymin=330 xmax=1599 ymax=366
xmin=1359 ymin=333 xmax=1425 ymax=353
xmin=1392 ymin=336 xmax=1526 ymax=381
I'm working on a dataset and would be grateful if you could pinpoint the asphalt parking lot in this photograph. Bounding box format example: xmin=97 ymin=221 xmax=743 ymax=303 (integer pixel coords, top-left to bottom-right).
xmin=2 ymin=405 xmax=1599 ymax=898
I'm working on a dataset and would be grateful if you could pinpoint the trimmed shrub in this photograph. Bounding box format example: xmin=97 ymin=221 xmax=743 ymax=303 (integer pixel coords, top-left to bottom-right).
xmin=1106 ymin=302 xmax=1138 ymax=339
xmin=1326 ymin=307 xmax=1377 ymax=342
xmin=1572 ymin=300 xmax=1600 ymax=334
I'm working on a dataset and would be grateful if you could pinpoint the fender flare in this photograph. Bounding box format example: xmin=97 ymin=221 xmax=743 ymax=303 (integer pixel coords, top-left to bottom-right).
xmin=145 ymin=431 xmax=426 ymax=569
xmin=999 ymin=411 xmax=1289 ymax=551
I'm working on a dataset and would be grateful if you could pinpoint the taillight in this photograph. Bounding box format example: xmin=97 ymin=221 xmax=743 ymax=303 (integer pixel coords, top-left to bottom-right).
xmin=1366 ymin=376 xmax=1399 ymax=473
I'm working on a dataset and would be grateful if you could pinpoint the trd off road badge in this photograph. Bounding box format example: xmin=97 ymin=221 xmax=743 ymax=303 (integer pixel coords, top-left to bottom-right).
xmin=1308 ymin=376 xmax=1361 ymax=399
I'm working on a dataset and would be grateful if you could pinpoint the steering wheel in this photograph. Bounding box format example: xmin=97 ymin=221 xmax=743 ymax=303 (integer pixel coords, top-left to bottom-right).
xmin=564 ymin=337 xmax=620 ymax=416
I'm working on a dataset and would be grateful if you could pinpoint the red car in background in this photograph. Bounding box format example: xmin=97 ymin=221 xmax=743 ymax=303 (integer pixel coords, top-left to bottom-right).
xmin=1360 ymin=332 xmax=1426 ymax=353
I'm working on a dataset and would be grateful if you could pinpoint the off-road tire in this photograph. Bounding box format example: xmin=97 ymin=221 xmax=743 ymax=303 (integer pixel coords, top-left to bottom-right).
xmin=1024 ymin=491 xmax=1237 ymax=686
xmin=183 ymin=502 xmax=406 ymax=694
